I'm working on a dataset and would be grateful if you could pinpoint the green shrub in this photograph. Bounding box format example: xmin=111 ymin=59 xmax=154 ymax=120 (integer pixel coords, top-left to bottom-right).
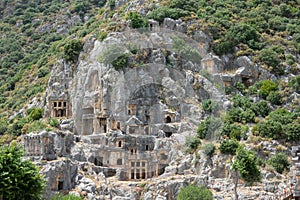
xmin=197 ymin=117 xmax=222 ymax=139
xmin=284 ymin=123 xmax=300 ymax=141
xmin=148 ymin=7 xmax=190 ymax=23
xmin=212 ymin=39 xmax=235 ymax=55
xmin=258 ymin=48 xmax=283 ymax=74
xmin=185 ymin=136 xmax=201 ymax=153
xmin=219 ymin=139 xmax=239 ymax=155
xmin=289 ymin=75 xmax=300 ymax=93
xmin=172 ymin=37 xmax=202 ymax=63
xmin=201 ymin=143 xmax=216 ymax=157
xmin=269 ymin=109 xmax=295 ymax=125
xmin=257 ymin=120 xmax=283 ymax=139
xmin=202 ymin=99 xmax=218 ymax=113
xmin=126 ymin=12 xmax=147 ymax=29
xmin=241 ymin=109 xmax=255 ymax=123
xmin=266 ymin=91 xmax=282 ymax=105
xmin=25 ymin=120 xmax=46 ymax=134
xmin=259 ymin=80 xmax=278 ymax=99
xmin=226 ymin=108 xmax=242 ymax=123
xmin=232 ymin=95 xmax=251 ymax=109
xmin=112 ymin=54 xmax=129 ymax=70
xmin=176 ymin=185 xmax=213 ymax=200
xmin=97 ymin=31 xmax=108 ymax=41
xmin=234 ymin=82 xmax=247 ymax=95
xmin=250 ymin=100 xmax=270 ymax=117
xmin=48 ymin=118 xmax=60 ymax=128
xmin=227 ymin=22 xmax=260 ymax=49
xmin=268 ymin=153 xmax=290 ymax=174
xmin=63 ymin=39 xmax=83 ymax=62
xmin=221 ymin=123 xmax=247 ymax=140
xmin=7 ymin=116 xmax=29 ymax=136
xmin=0 ymin=118 xmax=8 ymax=135
xmin=109 ymin=0 xmax=115 ymax=9
xmin=28 ymin=107 xmax=44 ymax=121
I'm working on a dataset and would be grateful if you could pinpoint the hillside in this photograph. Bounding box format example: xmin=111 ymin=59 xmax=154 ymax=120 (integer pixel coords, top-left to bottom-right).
xmin=0 ymin=0 xmax=300 ymax=199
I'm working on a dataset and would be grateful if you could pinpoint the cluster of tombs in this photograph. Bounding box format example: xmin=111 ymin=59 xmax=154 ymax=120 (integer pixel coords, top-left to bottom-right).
xmin=23 ymin=93 xmax=177 ymax=185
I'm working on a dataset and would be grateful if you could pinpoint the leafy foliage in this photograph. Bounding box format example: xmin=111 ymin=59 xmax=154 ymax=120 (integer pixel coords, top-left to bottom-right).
xmin=232 ymin=146 xmax=261 ymax=184
xmin=202 ymin=99 xmax=218 ymax=114
xmin=63 ymin=39 xmax=83 ymax=62
xmin=219 ymin=139 xmax=239 ymax=155
xmin=201 ymin=143 xmax=216 ymax=157
xmin=176 ymin=185 xmax=213 ymax=200
xmin=259 ymin=80 xmax=279 ymax=99
xmin=127 ymin=12 xmax=147 ymax=29
xmin=48 ymin=118 xmax=60 ymax=128
xmin=197 ymin=117 xmax=222 ymax=139
xmin=185 ymin=136 xmax=201 ymax=153
xmin=0 ymin=144 xmax=46 ymax=200
xmin=268 ymin=153 xmax=290 ymax=174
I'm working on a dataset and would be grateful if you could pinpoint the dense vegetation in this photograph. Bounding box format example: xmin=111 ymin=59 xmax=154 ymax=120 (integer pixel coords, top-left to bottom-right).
xmin=0 ymin=143 xmax=46 ymax=200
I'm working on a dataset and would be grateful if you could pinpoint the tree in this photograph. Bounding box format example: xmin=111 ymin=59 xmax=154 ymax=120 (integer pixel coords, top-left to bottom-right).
xmin=232 ymin=146 xmax=261 ymax=200
xmin=0 ymin=144 xmax=46 ymax=200
xmin=176 ymin=185 xmax=213 ymax=200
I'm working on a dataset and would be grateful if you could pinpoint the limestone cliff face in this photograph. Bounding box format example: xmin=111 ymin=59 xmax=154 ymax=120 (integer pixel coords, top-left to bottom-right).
xmin=69 ymin=28 xmax=228 ymax=135
xmin=38 ymin=22 xmax=277 ymax=199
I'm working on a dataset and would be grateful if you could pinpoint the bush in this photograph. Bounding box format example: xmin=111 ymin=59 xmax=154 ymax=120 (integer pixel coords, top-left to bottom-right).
xmin=269 ymin=109 xmax=295 ymax=125
xmin=266 ymin=91 xmax=282 ymax=105
xmin=212 ymin=39 xmax=235 ymax=55
xmin=289 ymin=75 xmax=300 ymax=93
xmin=222 ymin=123 xmax=248 ymax=140
xmin=148 ymin=6 xmax=190 ymax=23
xmin=250 ymin=100 xmax=270 ymax=117
xmin=219 ymin=139 xmax=239 ymax=155
xmin=197 ymin=117 xmax=222 ymax=139
xmin=257 ymin=120 xmax=283 ymax=139
xmin=63 ymin=39 xmax=83 ymax=62
xmin=226 ymin=108 xmax=242 ymax=123
xmin=202 ymin=99 xmax=218 ymax=113
xmin=241 ymin=109 xmax=255 ymax=123
xmin=234 ymin=82 xmax=247 ymax=94
xmin=258 ymin=48 xmax=280 ymax=67
xmin=99 ymin=44 xmax=129 ymax=70
xmin=232 ymin=95 xmax=252 ymax=110
xmin=24 ymin=120 xmax=46 ymax=134
xmin=7 ymin=117 xmax=29 ymax=136
xmin=48 ymin=118 xmax=60 ymax=127
xmin=127 ymin=12 xmax=147 ymax=29
xmin=176 ymin=185 xmax=213 ymax=200
xmin=284 ymin=123 xmax=300 ymax=141
xmin=201 ymin=143 xmax=216 ymax=157
xmin=259 ymin=80 xmax=278 ymax=99
xmin=28 ymin=107 xmax=44 ymax=121
xmin=0 ymin=118 xmax=8 ymax=135
xmin=185 ymin=136 xmax=201 ymax=153
xmin=268 ymin=153 xmax=290 ymax=174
